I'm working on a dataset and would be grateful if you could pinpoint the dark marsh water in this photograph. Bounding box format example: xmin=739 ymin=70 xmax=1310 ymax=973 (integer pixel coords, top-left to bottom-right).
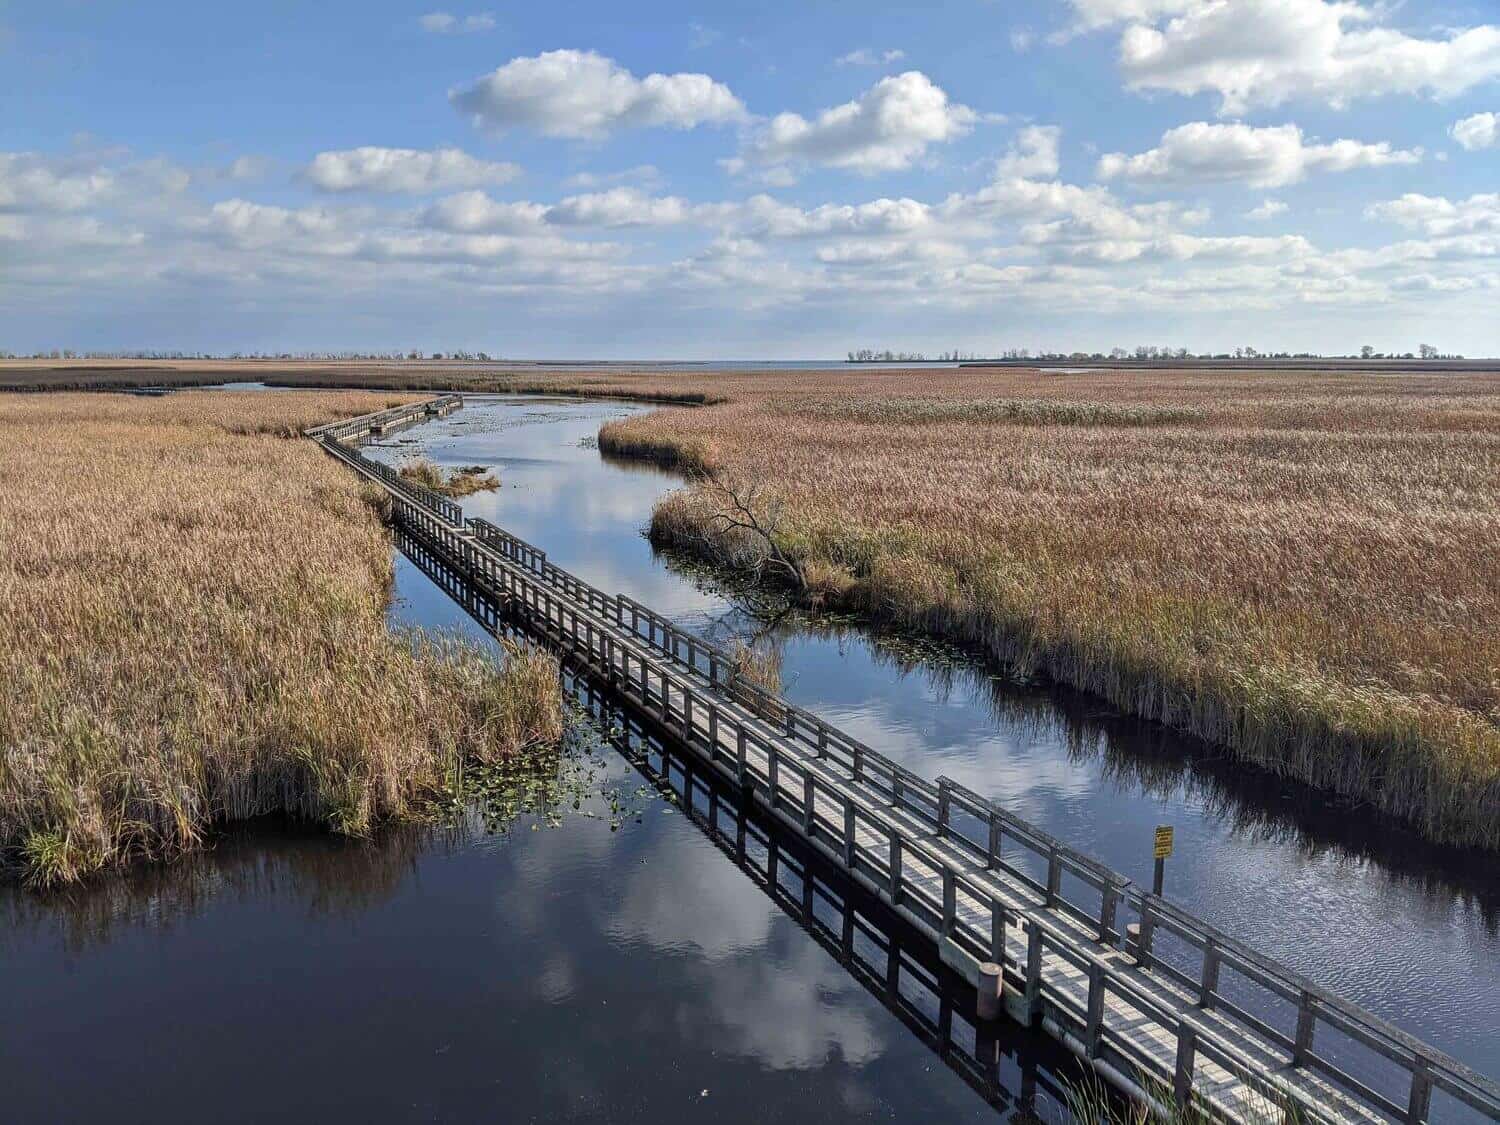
xmin=3 ymin=394 xmax=1496 ymax=1123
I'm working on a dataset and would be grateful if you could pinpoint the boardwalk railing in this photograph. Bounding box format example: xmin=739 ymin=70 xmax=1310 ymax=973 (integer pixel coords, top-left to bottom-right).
xmin=315 ymin=396 xmax=1500 ymax=1125
xmin=305 ymin=393 xmax=462 ymax=443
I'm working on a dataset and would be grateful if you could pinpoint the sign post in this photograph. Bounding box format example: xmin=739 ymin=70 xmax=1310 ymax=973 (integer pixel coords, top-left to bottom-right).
xmin=1152 ymin=825 xmax=1174 ymax=897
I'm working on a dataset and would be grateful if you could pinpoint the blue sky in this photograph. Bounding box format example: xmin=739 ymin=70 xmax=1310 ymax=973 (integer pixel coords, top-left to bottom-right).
xmin=3 ymin=0 xmax=1498 ymax=357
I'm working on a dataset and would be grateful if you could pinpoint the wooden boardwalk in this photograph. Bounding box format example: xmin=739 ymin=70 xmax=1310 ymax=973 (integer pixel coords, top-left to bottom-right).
xmin=313 ymin=396 xmax=1500 ymax=1125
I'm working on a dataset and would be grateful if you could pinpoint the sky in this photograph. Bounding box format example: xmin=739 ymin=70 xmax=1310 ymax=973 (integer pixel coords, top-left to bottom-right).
xmin=2 ymin=0 xmax=1498 ymax=358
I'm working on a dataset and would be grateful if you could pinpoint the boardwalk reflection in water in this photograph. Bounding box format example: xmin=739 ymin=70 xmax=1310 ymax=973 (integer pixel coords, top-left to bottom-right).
xmin=1 ymin=560 xmax=1076 ymax=1125
xmin=399 ymin=516 xmax=1085 ymax=1119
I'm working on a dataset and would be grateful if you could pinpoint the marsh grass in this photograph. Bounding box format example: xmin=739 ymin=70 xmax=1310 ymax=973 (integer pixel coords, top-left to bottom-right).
xmin=779 ymin=396 xmax=1205 ymax=427
xmin=728 ymin=639 xmax=784 ymax=695
xmin=0 ymin=391 xmax=564 ymax=886
xmin=598 ymin=368 xmax=1500 ymax=850
xmin=399 ymin=456 xmax=499 ymax=497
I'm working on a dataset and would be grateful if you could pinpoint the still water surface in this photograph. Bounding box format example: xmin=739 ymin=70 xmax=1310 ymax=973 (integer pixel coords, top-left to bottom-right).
xmin=3 ymin=394 xmax=1496 ymax=1122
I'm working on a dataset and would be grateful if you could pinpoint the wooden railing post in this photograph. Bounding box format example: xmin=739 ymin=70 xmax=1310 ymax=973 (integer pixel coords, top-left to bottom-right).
xmin=1044 ymin=848 xmax=1061 ymax=908
xmin=803 ymin=771 xmax=815 ymax=834
xmin=937 ymin=779 xmax=951 ymax=837
xmin=1137 ymin=898 xmax=1156 ymax=970
xmin=1293 ymin=991 xmax=1316 ymax=1066
xmin=1024 ymin=924 xmax=1044 ymax=1025
xmin=942 ymin=869 xmax=956 ymax=938
xmin=987 ymin=813 xmax=1001 ymax=869
xmin=1406 ymin=1058 xmax=1433 ymax=1125
xmin=1085 ymin=964 xmax=1105 ymax=1057
xmin=1098 ymin=881 xmax=1119 ymax=946
xmin=1174 ymin=1025 xmax=1197 ymax=1107
xmin=1199 ymin=939 xmax=1220 ymax=1010
xmin=843 ymin=802 xmax=857 ymax=867
xmin=991 ymin=901 xmax=1006 ymax=966
xmin=889 ymin=834 xmax=903 ymax=906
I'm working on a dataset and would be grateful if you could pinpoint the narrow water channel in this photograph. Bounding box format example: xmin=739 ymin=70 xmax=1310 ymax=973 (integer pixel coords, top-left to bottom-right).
xmin=2 ymin=393 xmax=1495 ymax=1123
xmin=373 ymin=396 xmax=1500 ymax=1076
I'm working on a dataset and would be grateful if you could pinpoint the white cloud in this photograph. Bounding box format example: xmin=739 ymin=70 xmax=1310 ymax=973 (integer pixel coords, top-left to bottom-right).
xmin=738 ymin=71 xmax=977 ymax=178
xmin=1097 ymin=0 xmax=1500 ymax=114
xmin=0 ymin=152 xmax=117 ymax=213
xmin=201 ymin=199 xmax=342 ymax=248
xmin=1064 ymin=0 xmax=1197 ymax=33
xmin=421 ymin=190 xmax=548 ymax=233
xmin=1246 ymin=199 xmax=1289 ymax=221
xmin=419 ymin=12 xmax=496 ymax=34
xmin=836 ymin=48 xmax=906 ymax=66
xmin=304 ymin=146 xmax=521 ymax=193
xmin=7 ymin=136 xmax=1495 ymax=352
xmin=1364 ymin=193 xmax=1500 ymax=237
xmin=450 ymin=49 xmax=745 ymax=139
xmin=995 ymin=125 xmax=1061 ymax=179
xmin=1450 ymin=111 xmax=1498 ymax=151
xmin=729 ymin=194 xmax=934 ymax=239
xmin=546 ymin=187 xmax=694 ymax=227
xmin=562 ymin=164 xmax=663 ymax=190
xmin=1010 ymin=28 xmax=1036 ymax=52
xmin=226 ymin=155 xmax=273 ymax=181
xmin=1097 ymin=122 xmax=1421 ymax=187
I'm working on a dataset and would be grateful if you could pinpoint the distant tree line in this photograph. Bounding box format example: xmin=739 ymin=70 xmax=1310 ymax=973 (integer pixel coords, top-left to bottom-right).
xmin=0 ymin=349 xmax=510 ymax=361
xmin=847 ymin=349 xmax=985 ymax=362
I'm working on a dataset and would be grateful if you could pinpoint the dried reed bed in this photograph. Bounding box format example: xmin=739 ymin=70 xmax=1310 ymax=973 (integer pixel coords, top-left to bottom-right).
xmin=596 ymin=368 xmax=1500 ymax=850
xmin=0 ymin=390 xmax=565 ymax=886
xmin=398 ymin=456 xmax=499 ymax=496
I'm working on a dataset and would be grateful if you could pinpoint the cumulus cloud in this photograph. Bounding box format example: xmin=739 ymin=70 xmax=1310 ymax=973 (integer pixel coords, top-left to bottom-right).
xmin=1246 ymin=199 xmax=1289 ymax=221
xmin=1063 ymin=0 xmax=1197 ymax=33
xmin=1097 ymin=122 xmax=1420 ymax=187
xmin=995 ymin=126 xmax=1062 ymax=179
xmin=201 ymin=199 xmax=342 ymax=248
xmin=419 ymin=12 xmax=496 ymax=34
xmin=1095 ymin=0 xmax=1500 ymax=114
xmin=545 ymin=187 xmax=694 ymax=227
xmin=736 ymin=71 xmax=977 ymax=178
xmin=304 ymin=146 xmax=520 ymax=193
xmin=1364 ymin=193 xmax=1500 ymax=237
xmin=0 ymin=152 xmax=117 ymax=212
xmin=836 ymin=48 xmax=906 ymax=66
xmin=1450 ymin=111 xmax=1498 ymax=151
xmin=450 ymin=49 xmax=745 ymax=139
xmin=730 ymin=194 xmax=934 ymax=239
xmin=421 ymin=190 xmax=548 ymax=233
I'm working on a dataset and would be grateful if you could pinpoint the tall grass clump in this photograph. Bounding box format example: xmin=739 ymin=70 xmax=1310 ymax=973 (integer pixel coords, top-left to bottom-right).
xmin=599 ymin=367 xmax=1500 ymax=851
xmin=399 ymin=456 xmax=499 ymax=497
xmin=728 ymin=639 xmax=783 ymax=695
xmin=0 ymin=390 xmax=564 ymax=887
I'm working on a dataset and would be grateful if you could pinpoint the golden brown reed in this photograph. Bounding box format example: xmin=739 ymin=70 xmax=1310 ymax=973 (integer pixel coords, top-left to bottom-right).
xmin=595 ymin=367 xmax=1500 ymax=850
xmin=398 ymin=456 xmax=500 ymax=497
xmin=0 ymin=390 xmax=564 ymax=886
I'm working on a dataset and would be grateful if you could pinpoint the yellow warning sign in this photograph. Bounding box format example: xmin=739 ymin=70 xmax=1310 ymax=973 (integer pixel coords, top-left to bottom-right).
xmin=1154 ymin=825 xmax=1174 ymax=859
